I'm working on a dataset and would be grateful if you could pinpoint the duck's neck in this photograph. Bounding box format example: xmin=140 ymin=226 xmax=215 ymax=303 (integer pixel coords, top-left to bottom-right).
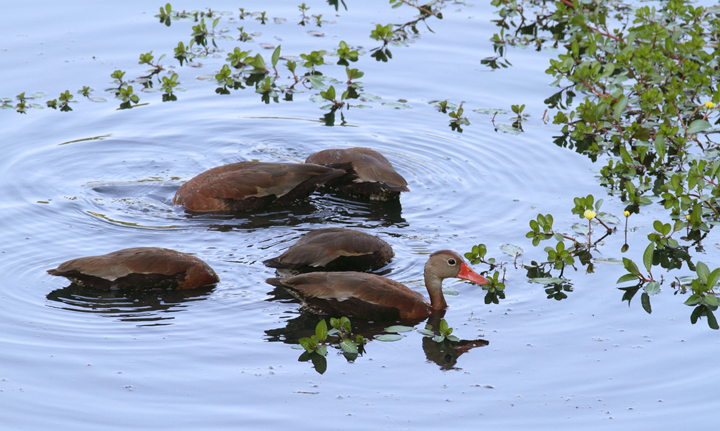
xmin=423 ymin=269 xmax=448 ymax=311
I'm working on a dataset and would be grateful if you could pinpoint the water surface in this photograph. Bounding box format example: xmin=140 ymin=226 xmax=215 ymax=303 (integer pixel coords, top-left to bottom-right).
xmin=1 ymin=1 xmax=718 ymax=430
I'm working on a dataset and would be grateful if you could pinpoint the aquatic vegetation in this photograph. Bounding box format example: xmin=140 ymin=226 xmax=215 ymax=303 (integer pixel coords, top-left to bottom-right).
xmin=484 ymin=0 xmax=720 ymax=328
xmin=294 ymin=317 xmax=368 ymax=374
xmin=4 ymin=1 xmax=527 ymax=125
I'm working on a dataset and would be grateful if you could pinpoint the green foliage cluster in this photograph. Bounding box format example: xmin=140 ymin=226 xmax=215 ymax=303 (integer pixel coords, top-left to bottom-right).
xmin=109 ymin=70 xmax=141 ymax=109
xmin=461 ymin=245 xmax=507 ymax=304
xmin=488 ymin=0 xmax=720 ymax=328
xmin=296 ymin=317 xmax=368 ymax=373
xmin=418 ymin=319 xmax=458 ymax=343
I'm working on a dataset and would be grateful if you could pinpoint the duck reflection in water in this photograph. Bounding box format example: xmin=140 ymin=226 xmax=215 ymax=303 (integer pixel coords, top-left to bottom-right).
xmin=264 ymin=310 xmax=488 ymax=371
xmin=185 ymin=193 xmax=406 ymax=232
xmin=46 ymin=284 xmax=214 ymax=325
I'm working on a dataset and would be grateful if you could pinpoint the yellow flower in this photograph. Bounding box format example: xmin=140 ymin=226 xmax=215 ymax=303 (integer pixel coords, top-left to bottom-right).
xmin=584 ymin=210 xmax=596 ymax=220
xmin=686 ymin=214 xmax=691 ymax=221
xmin=623 ymin=210 xmax=630 ymax=217
xmin=705 ymin=101 xmax=716 ymax=109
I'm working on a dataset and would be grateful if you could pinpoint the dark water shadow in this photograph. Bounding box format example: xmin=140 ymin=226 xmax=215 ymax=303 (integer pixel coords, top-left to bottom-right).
xmin=420 ymin=313 xmax=489 ymax=370
xmin=264 ymin=298 xmax=488 ymax=371
xmin=315 ymin=192 xmax=407 ymax=227
xmin=46 ymin=283 xmax=215 ymax=326
xmin=182 ymin=194 xmax=407 ymax=231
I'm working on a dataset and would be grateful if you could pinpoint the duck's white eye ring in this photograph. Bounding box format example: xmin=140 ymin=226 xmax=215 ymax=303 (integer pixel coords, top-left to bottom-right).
xmin=447 ymin=258 xmax=456 ymax=266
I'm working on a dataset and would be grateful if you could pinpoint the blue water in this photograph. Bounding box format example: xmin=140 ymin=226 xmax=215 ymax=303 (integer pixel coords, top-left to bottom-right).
xmin=1 ymin=1 xmax=718 ymax=429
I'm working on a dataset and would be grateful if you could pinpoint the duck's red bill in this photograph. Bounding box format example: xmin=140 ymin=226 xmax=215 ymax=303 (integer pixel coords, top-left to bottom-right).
xmin=458 ymin=263 xmax=490 ymax=285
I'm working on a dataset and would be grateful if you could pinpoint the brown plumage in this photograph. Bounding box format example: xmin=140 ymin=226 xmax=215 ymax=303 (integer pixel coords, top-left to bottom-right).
xmin=263 ymin=227 xmax=394 ymax=272
xmin=173 ymin=161 xmax=346 ymax=212
xmin=266 ymin=250 xmax=489 ymax=321
xmin=47 ymin=247 xmax=219 ymax=290
xmin=305 ymin=147 xmax=409 ymax=201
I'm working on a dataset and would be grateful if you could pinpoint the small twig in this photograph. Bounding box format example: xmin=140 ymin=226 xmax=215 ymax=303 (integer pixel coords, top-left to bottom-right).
xmin=402 ymin=0 xmax=437 ymax=17
xmin=595 ymin=216 xmax=614 ymax=232
xmin=585 ymin=24 xmax=622 ymax=42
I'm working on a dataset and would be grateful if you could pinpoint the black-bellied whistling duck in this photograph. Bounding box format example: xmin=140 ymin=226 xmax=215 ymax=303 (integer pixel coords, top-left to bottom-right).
xmin=263 ymin=227 xmax=393 ymax=272
xmin=47 ymin=247 xmax=219 ymax=290
xmin=173 ymin=161 xmax=346 ymax=212
xmin=305 ymin=147 xmax=409 ymax=201
xmin=266 ymin=250 xmax=489 ymax=321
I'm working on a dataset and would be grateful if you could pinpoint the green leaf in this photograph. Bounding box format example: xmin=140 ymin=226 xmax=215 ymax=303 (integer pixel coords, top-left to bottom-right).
xmin=597 ymin=212 xmax=620 ymax=224
xmin=442 ymin=287 xmax=458 ymax=296
xmin=706 ymin=269 xmax=720 ymax=290
xmin=705 ymin=294 xmax=719 ymax=307
xmin=707 ymin=310 xmax=719 ymax=330
xmin=375 ymin=334 xmax=404 ymax=342
xmin=384 ymin=325 xmax=415 ymax=333
xmin=339 ymin=339 xmax=358 ymax=354
xmin=622 ymin=257 xmax=640 ymax=275
xmin=298 ymin=337 xmax=312 ymax=351
xmin=529 ymin=277 xmax=566 ymax=285
xmin=625 ymin=180 xmax=636 ymax=196
xmin=641 ymin=292 xmax=652 ymax=314
xmin=321 ymin=85 xmax=336 ymax=101
xmin=613 ymin=95 xmax=628 ymax=120
xmin=359 ymin=93 xmax=381 ymax=102
xmin=633 ymin=127 xmax=652 ymax=141
xmin=497 ymin=124 xmax=520 ymax=135
xmin=572 ymin=223 xmax=589 ymax=235
xmin=691 ymin=305 xmax=703 ymax=324
xmin=652 ymin=220 xmax=663 ymax=233
xmin=381 ymin=102 xmax=411 ymax=110
xmin=644 ymin=281 xmax=660 ymax=295
xmin=500 ymin=244 xmax=523 ymax=256
xmin=685 ymin=294 xmax=703 ymax=306
xmin=661 ymin=223 xmax=671 ymax=236
xmin=439 ymin=319 xmax=449 ymax=333
xmin=306 ymin=76 xmax=327 ymax=90
xmin=340 ymin=316 xmax=351 ymax=333
xmin=620 ymin=145 xmax=633 ymax=165
xmin=271 ymin=45 xmax=281 ymax=67
xmin=687 ymin=119 xmax=711 ymax=134
xmin=642 ymin=243 xmax=654 ymax=273
xmin=617 ymin=273 xmax=639 ymax=284
xmin=696 ymin=262 xmax=710 ymax=284
xmin=315 ymin=319 xmax=328 ymax=341
xmin=654 ymin=136 xmax=666 ymax=160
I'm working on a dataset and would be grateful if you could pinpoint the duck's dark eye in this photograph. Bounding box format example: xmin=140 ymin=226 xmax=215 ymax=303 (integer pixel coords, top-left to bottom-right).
xmin=447 ymin=258 xmax=456 ymax=266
